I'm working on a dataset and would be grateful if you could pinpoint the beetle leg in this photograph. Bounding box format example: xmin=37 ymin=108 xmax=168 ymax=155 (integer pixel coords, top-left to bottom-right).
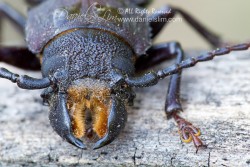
xmin=173 ymin=114 xmax=203 ymax=152
xmin=136 ymin=42 xmax=204 ymax=149
xmin=0 ymin=67 xmax=50 ymax=89
xmin=136 ymin=42 xmax=180 ymax=71
xmin=130 ymin=0 xmax=152 ymax=7
xmin=0 ymin=3 xmax=41 ymax=70
xmin=93 ymin=95 xmax=127 ymax=150
xmin=160 ymin=42 xmax=203 ymax=149
xmin=149 ymin=6 xmax=223 ymax=47
xmin=0 ymin=47 xmax=41 ymax=70
xmin=49 ymin=92 xmax=86 ymax=149
xmin=136 ymin=42 xmax=185 ymax=116
xmin=41 ymin=86 xmax=54 ymax=105
xmin=0 ymin=2 xmax=26 ymax=32
xmin=25 ymin=0 xmax=45 ymax=6
xmin=131 ymin=42 xmax=250 ymax=149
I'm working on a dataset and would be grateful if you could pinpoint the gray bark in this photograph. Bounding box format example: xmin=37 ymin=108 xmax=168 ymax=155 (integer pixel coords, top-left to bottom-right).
xmin=0 ymin=50 xmax=250 ymax=167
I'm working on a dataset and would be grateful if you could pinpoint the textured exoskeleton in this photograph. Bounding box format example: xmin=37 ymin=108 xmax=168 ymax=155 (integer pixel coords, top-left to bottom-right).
xmin=27 ymin=0 xmax=152 ymax=149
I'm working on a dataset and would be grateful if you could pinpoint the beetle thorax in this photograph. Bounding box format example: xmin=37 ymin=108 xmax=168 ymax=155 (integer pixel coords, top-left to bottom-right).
xmin=41 ymin=28 xmax=135 ymax=81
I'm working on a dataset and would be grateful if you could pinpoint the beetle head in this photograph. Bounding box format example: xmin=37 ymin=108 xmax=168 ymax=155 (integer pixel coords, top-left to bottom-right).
xmin=48 ymin=77 xmax=128 ymax=149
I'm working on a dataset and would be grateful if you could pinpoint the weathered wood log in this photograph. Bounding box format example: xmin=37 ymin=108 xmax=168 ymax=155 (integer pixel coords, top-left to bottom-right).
xmin=0 ymin=50 xmax=249 ymax=166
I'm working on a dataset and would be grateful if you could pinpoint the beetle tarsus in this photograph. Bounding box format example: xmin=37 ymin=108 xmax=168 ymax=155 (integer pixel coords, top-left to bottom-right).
xmin=173 ymin=113 xmax=204 ymax=150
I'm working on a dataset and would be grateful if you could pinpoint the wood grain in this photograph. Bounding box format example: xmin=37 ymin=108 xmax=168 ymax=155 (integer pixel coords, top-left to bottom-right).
xmin=0 ymin=50 xmax=249 ymax=166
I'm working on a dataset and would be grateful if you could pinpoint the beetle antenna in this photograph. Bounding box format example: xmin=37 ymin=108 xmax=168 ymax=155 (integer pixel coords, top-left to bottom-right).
xmin=157 ymin=43 xmax=250 ymax=79
xmin=125 ymin=43 xmax=250 ymax=87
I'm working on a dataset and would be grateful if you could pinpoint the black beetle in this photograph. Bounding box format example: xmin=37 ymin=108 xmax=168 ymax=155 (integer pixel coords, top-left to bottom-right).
xmin=0 ymin=0 xmax=249 ymax=151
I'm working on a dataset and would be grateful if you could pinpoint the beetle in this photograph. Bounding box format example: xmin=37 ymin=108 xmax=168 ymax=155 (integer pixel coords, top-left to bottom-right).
xmin=0 ymin=0 xmax=249 ymax=151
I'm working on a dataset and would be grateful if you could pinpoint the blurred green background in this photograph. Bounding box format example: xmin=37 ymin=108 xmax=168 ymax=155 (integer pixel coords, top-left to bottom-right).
xmin=1 ymin=0 xmax=250 ymax=49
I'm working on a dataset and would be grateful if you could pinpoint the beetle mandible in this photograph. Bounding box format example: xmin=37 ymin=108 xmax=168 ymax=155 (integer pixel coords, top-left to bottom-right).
xmin=0 ymin=0 xmax=249 ymax=151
